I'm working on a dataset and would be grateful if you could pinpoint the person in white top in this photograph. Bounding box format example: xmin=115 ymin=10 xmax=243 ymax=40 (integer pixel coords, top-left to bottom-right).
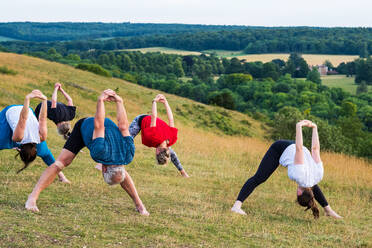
xmin=231 ymin=120 xmax=342 ymax=219
xmin=0 ymin=90 xmax=69 ymax=182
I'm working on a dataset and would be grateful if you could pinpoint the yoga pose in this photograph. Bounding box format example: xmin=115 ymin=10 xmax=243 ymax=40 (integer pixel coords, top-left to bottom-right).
xmin=231 ymin=120 xmax=342 ymax=219
xmin=129 ymin=94 xmax=189 ymax=177
xmin=0 ymin=90 xmax=69 ymax=182
xmin=34 ymin=83 xmax=76 ymax=140
xmin=25 ymin=89 xmax=149 ymax=215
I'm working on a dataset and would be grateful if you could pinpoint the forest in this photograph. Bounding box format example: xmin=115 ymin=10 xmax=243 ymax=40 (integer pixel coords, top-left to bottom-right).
xmin=1 ymin=25 xmax=372 ymax=55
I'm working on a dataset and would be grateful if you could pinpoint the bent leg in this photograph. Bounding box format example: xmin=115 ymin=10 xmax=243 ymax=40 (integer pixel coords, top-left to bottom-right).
xmin=120 ymin=170 xmax=149 ymax=216
xmin=25 ymin=149 xmax=76 ymax=212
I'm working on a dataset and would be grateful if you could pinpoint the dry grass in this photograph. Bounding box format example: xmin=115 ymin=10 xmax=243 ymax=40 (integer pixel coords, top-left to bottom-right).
xmin=0 ymin=52 xmax=371 ymax=247
xmin=230 ymin=54 xmax=358 ymax=66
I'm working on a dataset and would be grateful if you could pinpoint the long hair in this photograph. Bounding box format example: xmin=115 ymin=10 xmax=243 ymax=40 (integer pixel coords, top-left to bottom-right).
xmin=15 ymin=143 xmax=37 ymax=173
xmin=297 ymin=187 xmax=320 ymax=219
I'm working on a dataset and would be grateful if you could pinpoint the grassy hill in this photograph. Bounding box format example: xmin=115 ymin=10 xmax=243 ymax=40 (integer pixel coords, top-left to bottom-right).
xmin=0 ymin=52 xmax=371 ymax=247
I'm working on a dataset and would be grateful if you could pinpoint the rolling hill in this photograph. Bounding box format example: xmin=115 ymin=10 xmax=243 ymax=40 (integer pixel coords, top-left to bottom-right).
xmin=0 ymin=52 xmax=371 ymax=247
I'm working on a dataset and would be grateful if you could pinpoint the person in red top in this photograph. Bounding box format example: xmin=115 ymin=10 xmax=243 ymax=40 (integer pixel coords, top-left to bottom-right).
xmin=135 ymin=94 xmax=189 ymax=177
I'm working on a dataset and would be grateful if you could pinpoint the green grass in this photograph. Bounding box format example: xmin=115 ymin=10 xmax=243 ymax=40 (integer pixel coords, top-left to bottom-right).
xmin=321 ymin=75 xmax=372 ymax=94
xmin=0 ymin=52 xmax=371 ymax=247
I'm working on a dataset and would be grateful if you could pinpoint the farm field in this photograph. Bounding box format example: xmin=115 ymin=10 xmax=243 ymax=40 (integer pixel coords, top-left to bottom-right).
xmin=231 ymin=53 xmax=359 ymax=66
xmin=0 ymin=53 xmax=371 ymax=247
xmin=118 ymin=47 xmax=358 ymax=67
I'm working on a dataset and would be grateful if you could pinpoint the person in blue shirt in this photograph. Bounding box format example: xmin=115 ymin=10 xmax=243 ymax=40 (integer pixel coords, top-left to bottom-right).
xmin=25 ymin=89 xmax=149 ymax=216
xmin=0 ymin=90 xmax=69 ymax=182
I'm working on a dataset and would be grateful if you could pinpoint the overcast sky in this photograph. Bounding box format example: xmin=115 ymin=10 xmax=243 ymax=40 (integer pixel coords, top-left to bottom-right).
xmin=1 ymin=0 xmax=371 ymax=27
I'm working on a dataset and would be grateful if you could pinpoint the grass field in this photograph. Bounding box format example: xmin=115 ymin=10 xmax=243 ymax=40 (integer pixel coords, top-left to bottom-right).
xmin=119 ymin=47 xmax=202 ymax=56
xmin=0 ymin=52 xmax=371 ymax=247
xmin=321 ymin=75 xmax=372 ymax=94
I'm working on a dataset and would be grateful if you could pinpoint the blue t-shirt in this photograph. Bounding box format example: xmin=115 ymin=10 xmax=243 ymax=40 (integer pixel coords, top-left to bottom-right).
xmin=80 ymin=117 xmax=135 ymax=165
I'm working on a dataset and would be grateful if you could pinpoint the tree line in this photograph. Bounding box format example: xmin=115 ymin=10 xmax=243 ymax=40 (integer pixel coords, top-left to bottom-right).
xmin=2 ymin=26 xmax=372 ymax=56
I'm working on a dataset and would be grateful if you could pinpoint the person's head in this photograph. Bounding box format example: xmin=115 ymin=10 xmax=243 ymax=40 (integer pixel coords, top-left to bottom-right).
xmin=57 ymin=121 xmax=71 ymax=140
xmin=155 ymin=143 xmax=170 ymax=165
xmin=297 ymin=186 xmax=319 ymax=219
xmin=16 ymin=143 xmax=37 ymax=173
xmin=102 ymin=165 xmax=126 ymax=185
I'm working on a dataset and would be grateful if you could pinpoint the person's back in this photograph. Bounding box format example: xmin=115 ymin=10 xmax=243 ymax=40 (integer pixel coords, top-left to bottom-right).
xmin=34 ymin=100 xmax=76 ymax=124
xmin=140 ymin=115 xmax=178 ymax=148
xmin=81 ymin=117 xmax=135 ymax=165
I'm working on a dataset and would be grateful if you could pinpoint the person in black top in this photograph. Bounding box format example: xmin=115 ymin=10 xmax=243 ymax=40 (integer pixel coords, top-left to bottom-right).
xmin=35 ymin=83 xmax=76 ymax=140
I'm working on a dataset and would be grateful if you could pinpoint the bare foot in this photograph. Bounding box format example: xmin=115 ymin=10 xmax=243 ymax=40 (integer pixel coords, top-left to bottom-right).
xmin=180 ymin=169 xmax=190 ymax=178
xmin=58 ymin=172 xmax=71 ymax=184
xmin=25 ymin=197 xmax=39 ymax=213
xmin=324 ymin=206 xmax=343 ymax=219
xmin=95 ymin=163 xmax=103 ymax=171
xmin=136 ymin=205 xmax=150 ymax=216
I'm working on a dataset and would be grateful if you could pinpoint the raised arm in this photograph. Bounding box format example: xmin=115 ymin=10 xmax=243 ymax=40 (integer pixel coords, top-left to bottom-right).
xmin=12 ymin=90 xmax=47 ymax=142
xmin=107 ymin=90 xmax=130 ymax=137
xmin=294 ymin=120 xmax=306 ymax=165
xmin=159 ymin=95 xmax=175 ymax=127
xmin=93 ymin=90 xmax=110 ymax=139
xmin=59 ymin=85 xmax=74 ymax=106
xmin=51 ymin=83 xmax=61 ymax=108
xmin=310 ymin=122 xmax=321 ymax=163
xmin=38 ymin=94 xmax=48 ymax=141
xmin=150 ymin=96 xmax=159 ymax=127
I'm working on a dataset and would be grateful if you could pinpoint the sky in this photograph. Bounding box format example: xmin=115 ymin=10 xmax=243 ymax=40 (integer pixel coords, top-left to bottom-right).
xmin=1 ymin=0 xmax=371 ymax=27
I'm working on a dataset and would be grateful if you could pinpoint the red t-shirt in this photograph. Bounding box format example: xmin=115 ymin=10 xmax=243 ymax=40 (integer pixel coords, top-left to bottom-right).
xmin=141 ymin=116 xmax=178 ymax=148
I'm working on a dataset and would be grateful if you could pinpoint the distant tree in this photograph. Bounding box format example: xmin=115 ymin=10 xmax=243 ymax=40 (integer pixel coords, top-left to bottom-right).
xmin=285 ymin=53 xmax=310 ymax=78
xmin=173 ymin=58 xmax=185 ymax=77
xmin=66 ymin=53 xmax=81 ymax=61
xmin=359 ymin=42 xmax=369 ymax=58
xmin=356 ymin=81 xmax=368 ymax=95
xmin=306 ymin=67 xmax=321 ymax=84
xmin=340 ymin=101 xmax=357 ymax=117
xmin=324 ymin=60 xmax=334 ymax=69
xmin=208 ymin=89 xmax=236 ymax=110
xmin=262 ymin=62 xmax=280 ymax=81
xmin=218 ymin=73 xmax=253 ymax=91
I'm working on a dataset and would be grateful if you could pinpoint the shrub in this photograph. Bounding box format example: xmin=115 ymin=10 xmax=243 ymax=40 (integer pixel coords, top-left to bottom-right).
xmin=0 ymin=66 xmax=18 ymax=75
xmin=75 ymin=63 xmax=111 ymax=77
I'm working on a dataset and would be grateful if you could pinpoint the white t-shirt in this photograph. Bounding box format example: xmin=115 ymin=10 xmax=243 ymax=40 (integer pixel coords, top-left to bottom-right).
xmin=279 ymin=144 xmax=323 ymax=187
xmin=6 ymin=106 xmax=41 ymax=145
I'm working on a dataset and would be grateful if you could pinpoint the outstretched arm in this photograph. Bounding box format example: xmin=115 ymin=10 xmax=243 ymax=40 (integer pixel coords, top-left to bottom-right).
xmin=158 ymin=94 xmax=174 ymax=127
xmin=59 ymin=84 xmax=74 ymax=106
xmin=311 ymin=122 xmax=321 ymax=163
xmin=12 ymin=90 xmax=47 ymax=142
xmin=51 ymin=83 xmax=60 ymax=108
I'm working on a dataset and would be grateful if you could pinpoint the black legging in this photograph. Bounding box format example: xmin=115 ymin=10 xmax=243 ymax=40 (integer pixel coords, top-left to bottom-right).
xmin=237 ymin=140 xmax=329 ymax=207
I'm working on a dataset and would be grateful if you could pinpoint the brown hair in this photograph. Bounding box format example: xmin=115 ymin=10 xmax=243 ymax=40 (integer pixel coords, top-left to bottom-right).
xmin=57 ymin=122 xmax=71 ymax=140
xmin=297 ymin=187 xmax=320 ymax=219
xmin=156 ymin=148 xmax=170 ymax=165
xmin=15 ymin=143 xmax=37 ymax=173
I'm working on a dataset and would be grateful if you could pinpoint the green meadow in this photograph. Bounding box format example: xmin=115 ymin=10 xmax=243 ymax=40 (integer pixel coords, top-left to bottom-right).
xmin=0 ymin=53 xmax=371 ymax=247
